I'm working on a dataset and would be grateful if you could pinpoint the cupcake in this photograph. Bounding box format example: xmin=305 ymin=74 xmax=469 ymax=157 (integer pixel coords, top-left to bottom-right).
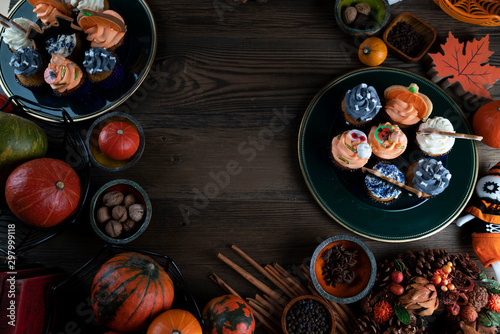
xmin=83 ymin=47 xmax=124 ymax=89
xmin=368 ymin=122 xmax=407 ymax=160
xmin=1 ymin=18 xmax=36 ymax=52
xmin=77 ymin=10 xmax=127 ymax=52
xmin=76 ymin=0 xmax=110 ymax=11
xmin=416 ymin=117 xmax=455 ymax=157
xmin=44 ymin=53 xmax=90 ymax=102
xmin=341 ymin=83 xmax=382 ymax=126
xmin=330 ymin=129 xmax=372 ymax=170
xmin=384 ymin=83 xmax=433 ymax=127
xmin=45 ymin=32 xmax=83 ymax=60
xmin=27 ymin=0 xmax=72 ymax=26
xmin=9 ymin=47 xmax=47 ymax=90
xmin=365 ymin=162 xmax=405 ymax=203
xmin=407 ymin=158 xmax=452 ymax=196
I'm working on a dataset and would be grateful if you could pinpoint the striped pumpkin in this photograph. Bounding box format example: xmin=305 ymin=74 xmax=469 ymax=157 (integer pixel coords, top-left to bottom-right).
xmin=91 ymin=252 xmax=175 ymax=332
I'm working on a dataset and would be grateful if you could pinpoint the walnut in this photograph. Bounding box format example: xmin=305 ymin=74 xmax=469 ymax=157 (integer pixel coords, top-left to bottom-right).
xmin=96 ymin=206 xmax=111 ymax=224
xmin=460 ymin=305 xmax=478 ymax=322
xmin=355 ymin=2 xmax=371 ymax=16
xmin=102 ymin=191 xmax=124 ymax=207
xmin=129 ymin=204 xmax=145 ymax=222
xmin=105 ymin=220 xmax=122 ymax=238
xmin=343 ymin=6 xmax=357 ymax=25
xmin=112 ymin=205 xmax=128 ymax=222
xmin=123 ymin=194 xmax=137 ymax=208
xmin=122 ymin=219 xmax=137 ymax=232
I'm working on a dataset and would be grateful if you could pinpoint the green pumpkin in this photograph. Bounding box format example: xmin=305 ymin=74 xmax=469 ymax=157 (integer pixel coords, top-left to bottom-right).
xmin=0 ymin=113 xmax=48 ymax=186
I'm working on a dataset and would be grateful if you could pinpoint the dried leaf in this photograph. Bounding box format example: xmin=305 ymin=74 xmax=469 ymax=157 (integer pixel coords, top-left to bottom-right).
xmin=429 ymin=31 xmax=500 ymax=100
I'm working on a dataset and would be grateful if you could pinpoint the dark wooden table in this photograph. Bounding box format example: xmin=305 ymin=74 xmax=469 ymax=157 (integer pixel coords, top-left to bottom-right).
xmin=5 ymin=0 xmax=500 ymax=330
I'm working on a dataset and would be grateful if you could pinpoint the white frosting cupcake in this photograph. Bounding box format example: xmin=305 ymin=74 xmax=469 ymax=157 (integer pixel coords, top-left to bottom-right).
xmin=1 ymin=18 xmax=35 ymax=51
xmin=416 ymin=116 xmax=455 ymax=156
xmin=77 ymin=0 xmax=107 ymax=11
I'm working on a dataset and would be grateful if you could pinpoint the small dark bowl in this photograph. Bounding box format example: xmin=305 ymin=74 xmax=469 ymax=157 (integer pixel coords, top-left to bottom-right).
xmin=85 ymin=111 xmax=145 ymax=172
xmin=382 ymin=12 xmax=437 ymax=63
xmin=334 ymin=0 xmax=391 ymax=37
xmin=282 ymin=295 xmax=336 ymax=334
xmin=90 ymin=179 xmax=152 ymax=244
xmin=310 ymin=235 xmax=376 ymax=304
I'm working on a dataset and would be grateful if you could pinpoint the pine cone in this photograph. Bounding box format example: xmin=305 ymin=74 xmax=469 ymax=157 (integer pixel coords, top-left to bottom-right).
xmin=376 ymin=259 xmax=395 ymax=288
xmin=466 ymin=285 xmax=488 ymax=311
xmin=398 ymin=249 xmax=452 ymax=280
xmin=354 ymin=314 xmax=380 ymax=334
xmin=359 ymin=287 xmax=394 ymax=314
xmin=453 ymin=253 xmax=481 ymax=280
xmin=384 ymin=314 xmax=425 ymax=334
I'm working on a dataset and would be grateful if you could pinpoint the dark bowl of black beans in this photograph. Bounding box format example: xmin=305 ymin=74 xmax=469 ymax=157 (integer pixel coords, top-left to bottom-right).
xmin=282 ymin=295 xmax=336 ymax=334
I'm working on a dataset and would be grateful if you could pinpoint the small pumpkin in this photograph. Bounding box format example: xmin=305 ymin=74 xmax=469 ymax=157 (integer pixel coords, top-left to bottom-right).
xmin=358 ymin=37 xmax=387 ymax=67
xmin=473 ymin=100 xmax=500 ymax=148
xmin=202 ymin=295 xmax=255 ymax=334
xmin=91 ymin=252 xmax=175 ymax=332
xmin=5 ymin=158 xmax=81 ymax=227
xmin=99 ymin=121 xmax=140 ymax=161
xmin=147 ymin=309 xmax=202 ymax=334
xmin=384 ymin=83 xmax=433 ymax=120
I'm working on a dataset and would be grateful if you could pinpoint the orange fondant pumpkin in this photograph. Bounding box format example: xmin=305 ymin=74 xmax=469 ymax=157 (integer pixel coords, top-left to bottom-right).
xmin=358 ymin=37 xmax=387 ymax=67
xmin=147 ymin=309 xmax=202 ymax=334
xmin=473 ymin=100 xmax=500 ymax=148
xmin=384 ymin=83 xmax=433 ymax=120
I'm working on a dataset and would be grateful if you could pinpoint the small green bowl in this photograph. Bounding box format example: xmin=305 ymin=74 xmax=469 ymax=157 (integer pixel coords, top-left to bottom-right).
xmin=90 ymin=179 xmax=152 ymax=244
xmin=334 ymin=0 xmax=390 ymax=37
xmin=86 ymin=111 xmax=145 ymax=172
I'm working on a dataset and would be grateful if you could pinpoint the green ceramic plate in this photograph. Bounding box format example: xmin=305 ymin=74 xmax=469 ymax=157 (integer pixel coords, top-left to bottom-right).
xmin=298 ymin=67 xmax=478 ymax=242
xmin=0 ymin=0 xmax=157 ymax=122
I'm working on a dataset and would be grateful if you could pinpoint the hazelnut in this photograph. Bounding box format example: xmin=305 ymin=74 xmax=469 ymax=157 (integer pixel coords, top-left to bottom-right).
xmin=105 ymin=220 xmax=123 ymax=238
xmin=355 ymin=3 xmax=371 ymax=16
xmin=129 ymin=203 xmax=145 ymax=222
xmin=123 ymin=194 xmax=137 ymax=208
xmin=343 ymin=6 xmax=357 ymax=25
xmin=96 ymin=206 xmax=111 ymax=224
xmin=112 ymin=205 xmax=128 ymax=223
xmin=102 ymin=191 xmax=124 ymax=207
xmin=122 ymin=219 xmax=137 ymax=232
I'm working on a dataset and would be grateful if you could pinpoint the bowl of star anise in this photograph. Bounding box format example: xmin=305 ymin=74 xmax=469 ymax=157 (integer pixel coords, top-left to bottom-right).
xmin=310 ymin=235 xmax=376 ymax=304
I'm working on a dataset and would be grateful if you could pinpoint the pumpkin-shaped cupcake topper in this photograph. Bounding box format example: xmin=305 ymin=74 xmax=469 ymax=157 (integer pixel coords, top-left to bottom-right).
xmin=77 ymin=9 xmax=127 ymax=33
xmin=384 ymin=83 xmax=433 ymax=121
xmin=27 ymin=0 xmax=71 ymax=25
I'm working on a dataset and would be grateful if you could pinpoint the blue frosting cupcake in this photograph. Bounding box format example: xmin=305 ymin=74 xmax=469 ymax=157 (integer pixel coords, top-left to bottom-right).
xmin=407 ymin=158 xmax=452 ymax=196
xmin=45 ymin=33 xmax=82 ymax=60
xmin=365 ymin=162 xmax=405 ymax=203
xmin=342 ymin=83 xmax=382 ymax=126
xmin=9 ymin=47 xmax=46 ymax=90
xmin=83 ymin=47 xmax=124 ymax=89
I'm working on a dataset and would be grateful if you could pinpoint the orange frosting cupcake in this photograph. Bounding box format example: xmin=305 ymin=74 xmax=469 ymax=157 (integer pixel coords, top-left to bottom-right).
xmin=44 ymin=54 xmax=84 ymax=94
xmin=28 ymin=0 xmax=71 ymax=25
xmin=330 ymin=130 xmax=372 ymax=170
xmin=384 ymin=99 xmax=420 ymax=126
xmin=384 ymin=83 xmax=433 ymax=127
xmin=368 ymin=122 xmax=407 ymax=160
xmin=78 ymin=10 xmax=127 ymax=51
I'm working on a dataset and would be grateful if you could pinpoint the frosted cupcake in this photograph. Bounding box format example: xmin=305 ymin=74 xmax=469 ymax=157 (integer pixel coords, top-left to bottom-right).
xmin=407 ymin=158 xmax=452 ymax=196
xmin=9 ymin=47 xmax=46 ymax=90
xmin=1 ymin=18 xmax=36 ymax=52
xmin=76 ymin=0 xmax=110 ymax=11
xmin=44 ymin=53 xmax=90 ymax=102
xmin=77 ymin=10 xmax=127 ymax=52
xmin=83 ymin=47 xmax=124 ymax=89
xmin=384 ymin=83 xmax=433 ymax=127
xmin=341 ymin=83 xmax=382 ymax=126
xmin=365 ymin=162 xmax=405 ymax=203
xmin=416 ymin=117 xmax=455 ymax=157
xmin=45 ymin=33 xmax=83 ymax=60
xmin=27 ymin=0 xmax=72 ymax=26
xmin=368 ymin=122 xmax=407 ymax=160
xmin=330 ymin=129 xmax=372 ymax=170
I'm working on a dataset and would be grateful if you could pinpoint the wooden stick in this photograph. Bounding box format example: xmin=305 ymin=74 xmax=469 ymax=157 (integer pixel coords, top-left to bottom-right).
xmin=264 ymin=265 xmax=300 ymax=298
xmin=209 ymin=273 xmax=241 ymax=298
xmin=0 ymin=13 xmax=26 ymax=34
xmin=249 ymin=306 xmax=281 ymax=334
xmin=247 ymin=298 xmax=281 ymax=328
xmin=272 ymin=263 xmax=309 ymax=295
xmin=263 ymin=294 xmax=284 ymax=313
xmin=362 ymin=167 xmax=431 ymax=198
xmin=256 ymin=294 xmax=282 ymax=318
xmin=217 ymin=253 xmax=287 ymax=306
xmin=417 ymin=129 xmax=483 ymax=141
xmin=231 ymin=245 xmax=296 ymax=299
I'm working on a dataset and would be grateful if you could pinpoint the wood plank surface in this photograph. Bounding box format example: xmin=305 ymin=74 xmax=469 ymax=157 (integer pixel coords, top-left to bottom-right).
xmin=5 ymin=0 xmax=500 ymax=331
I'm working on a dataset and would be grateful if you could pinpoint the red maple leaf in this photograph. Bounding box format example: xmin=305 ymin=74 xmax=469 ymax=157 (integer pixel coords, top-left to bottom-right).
xmin=429 ymin=31 xmax=500 ymax=100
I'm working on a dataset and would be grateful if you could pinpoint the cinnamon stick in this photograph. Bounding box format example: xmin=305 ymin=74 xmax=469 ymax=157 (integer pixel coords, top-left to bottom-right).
xmin=256 ymin=294 xmax=282 ymax=318
xmin=272 ymin=263 xmax=309 ymax=295
xmin=209 ymin=273 xmax=241 ymax=298
xmin=217 ymin=253 xmax=287 ymax=306
xmin=247 ymin=298 xmax=281 ymax=328
xmin=417 ymin=129 xmax=483 ymax=141
xmin=362 ymin=167 xmax=431 ymax=198
xmin=264 ymin=264 xmax=300 ymax=298
xmin=263 ymin=294 xmax=284 ymax=313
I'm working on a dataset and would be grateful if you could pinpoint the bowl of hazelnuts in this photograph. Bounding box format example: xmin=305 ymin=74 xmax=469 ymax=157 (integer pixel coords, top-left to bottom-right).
xmin=334 ymin=0 xmax=390 ymax=37
xmin=90 ymin=179 xmax=152 ymax=244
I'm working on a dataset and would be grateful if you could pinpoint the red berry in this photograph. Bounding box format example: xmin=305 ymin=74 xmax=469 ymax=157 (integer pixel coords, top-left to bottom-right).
xmin=391 ymin=271 xmax=403 ymax=283
xmin=442 ymin=264 xmax=452 ymax=274
xmin=432 ymin=275 xmax=442 ymax=285
xmin=390 ymin=283 xmax=404 ymax=295
xmin=447 ymin=303 xmax=460 ymax=316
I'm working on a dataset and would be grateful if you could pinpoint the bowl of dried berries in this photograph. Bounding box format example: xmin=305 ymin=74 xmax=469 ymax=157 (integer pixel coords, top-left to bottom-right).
xmin=382 ymin=12 xmax=437 ymax=63
xmin=282 ymin=295 xmax=336 ymax=334
xmin=310 ymin=235 xmax=376 ymax=304
xmin=90 ymin=179 xmax=152 ymax=244
xmin=334 ymin=0 xmax=391 ymax=37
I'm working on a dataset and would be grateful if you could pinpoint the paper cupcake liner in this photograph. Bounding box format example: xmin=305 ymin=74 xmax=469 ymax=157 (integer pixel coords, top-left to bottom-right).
xmin=341 ymin=99 xmax=371 ymax=128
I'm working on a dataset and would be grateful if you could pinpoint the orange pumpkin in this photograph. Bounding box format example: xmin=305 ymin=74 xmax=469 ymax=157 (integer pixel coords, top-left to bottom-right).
xmin=147 ymin=309 xmax=202 ymax=334
xmin=358 ymin=37 xmax=387 ymax=67
xmin=473 ymin=100 xmax=500 ymax=148
xmin=384 ymin=83 xmax=433 ymax=120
